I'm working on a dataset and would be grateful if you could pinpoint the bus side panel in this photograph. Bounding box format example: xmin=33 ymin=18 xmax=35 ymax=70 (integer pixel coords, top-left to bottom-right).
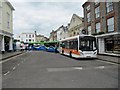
xmin=62 ymin=48 xmax=80 ymax=56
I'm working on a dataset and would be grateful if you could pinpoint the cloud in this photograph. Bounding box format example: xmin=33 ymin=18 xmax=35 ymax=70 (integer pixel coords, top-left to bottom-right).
xmin=9 ymin=1 xmax=85 ymax=38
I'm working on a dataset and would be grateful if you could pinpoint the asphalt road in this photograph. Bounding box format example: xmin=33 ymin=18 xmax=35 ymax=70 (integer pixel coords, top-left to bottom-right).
xmin=2 ymin=51 xmax=118 ymax=88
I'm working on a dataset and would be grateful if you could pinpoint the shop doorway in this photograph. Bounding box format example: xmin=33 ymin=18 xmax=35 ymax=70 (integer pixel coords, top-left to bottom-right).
xmin=4 ymin=36 xmax=10 ymax=52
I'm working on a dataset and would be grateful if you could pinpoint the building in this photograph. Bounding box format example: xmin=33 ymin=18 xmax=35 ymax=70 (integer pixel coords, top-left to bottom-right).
xmin=0 ymin=0 xmax=15 ymax=53
xmin=68 ymin=14 xmax=84 ymax=37
xmin=83 ymin=1 xmax=120 ymax=56
xmin=49 ymin=30 xmax=55 ymax=41
xmin=35 ymin=31 xmax=49 ymax=42
xmin=18 ymin=32 xmax=36 ymax=43
xmin=58 ymin=25 xmax=68 ymax=40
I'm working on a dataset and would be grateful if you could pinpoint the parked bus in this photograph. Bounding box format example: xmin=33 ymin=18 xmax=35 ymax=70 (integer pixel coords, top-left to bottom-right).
xmin=59 ymin=35 xmax=97 ymax=58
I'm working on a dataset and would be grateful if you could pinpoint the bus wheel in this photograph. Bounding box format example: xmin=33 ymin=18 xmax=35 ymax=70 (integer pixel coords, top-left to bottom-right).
xmin=70 ymin=52 xmax=72 ymax=57
xmin=62 ymin=50 xmax=64 ymax=54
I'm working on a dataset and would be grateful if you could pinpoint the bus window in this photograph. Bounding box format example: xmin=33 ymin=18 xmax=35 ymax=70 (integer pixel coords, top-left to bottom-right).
xmin=79 ymin=37 xmax=96 ymax=51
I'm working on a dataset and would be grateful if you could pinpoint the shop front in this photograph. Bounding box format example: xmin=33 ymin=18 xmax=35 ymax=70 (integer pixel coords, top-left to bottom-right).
xmin=0 ymin=30 xmax=13 ymax=53
xmin=96 ymin=32 xmax=120 ymax=56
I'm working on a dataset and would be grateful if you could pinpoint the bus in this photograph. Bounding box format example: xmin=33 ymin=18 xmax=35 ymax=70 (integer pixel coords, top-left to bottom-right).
xmin=59 ymin=35 xmax=97 ymax=58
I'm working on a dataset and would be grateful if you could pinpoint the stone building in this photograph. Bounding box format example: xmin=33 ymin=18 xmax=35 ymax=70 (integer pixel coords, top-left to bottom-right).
xmin=68 ymin=14 xmax=84 ymax=37
xmin=0 ymin=0 xmax=15 ymax=53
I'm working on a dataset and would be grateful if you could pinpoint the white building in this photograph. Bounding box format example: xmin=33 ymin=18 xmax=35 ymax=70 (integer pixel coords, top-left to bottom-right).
xmin=0 ymin=0 xmax=15 ymax=53
xmin=18 ymin=33 xmax=36 ymax=43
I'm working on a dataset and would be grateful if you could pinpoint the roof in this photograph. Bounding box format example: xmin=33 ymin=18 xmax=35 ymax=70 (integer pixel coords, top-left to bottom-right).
xmin=5 ymin=0 xmax=15 ymax=10
xmin=21 ymin=32 xmax=35 ymax=34
xmin=82 ymin=0 xmax=91 ymax=7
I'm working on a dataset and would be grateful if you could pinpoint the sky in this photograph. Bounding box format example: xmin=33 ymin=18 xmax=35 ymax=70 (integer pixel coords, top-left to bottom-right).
xmin=9 ymin=0 xmax=87 ymax=38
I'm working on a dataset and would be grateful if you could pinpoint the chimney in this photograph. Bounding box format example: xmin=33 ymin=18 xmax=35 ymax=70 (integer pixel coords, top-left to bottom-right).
xmin=35 ymin=31 xmax=37 ymax=36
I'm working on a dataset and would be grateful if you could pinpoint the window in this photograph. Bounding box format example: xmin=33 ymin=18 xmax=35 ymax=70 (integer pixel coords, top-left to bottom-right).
xmin=72 ymin=18 xmax=75 ymax=22
xmin=29 ymin=39 xmax=31 ymax=42
xmin=95 ymin=6 xmax=100 ymax=18
xmin=69 ymin=39 xmax=78 ymax=50
xmin=88 ymin=26 xmax=91 ymax=35
xmin=0 ymin=1 xmax=2 ymax=23
xmin=26 ymin=35 xmax=27 ymax=37
xmin=95 ymin=0 xmax=100 ymax=5
xmin=87 ymin=5 xmax=90 ymax=11
xmin=96 ymin=22 xmax=100 ymax=33
xmin=107 ymin=17 xmax=114 ymax=32
xmin=33 ymin=40 xmax=34 ymax=42
xmin=87 ymin=12 xmax=90 ymax=22
xmin=26 ymin=39 xmax=28 ymax=42
xmin=0 ymin=6 xmax=2 ymax=24
xmin=7 ymin=13 xmax=10 ymax=29
xmin=29 ymin=35 xmax=31 ymax=38
xmin=33 ymin=35 xmax=34 ymax=37
xmin=106 ymin=2 xmax=113 ymax=13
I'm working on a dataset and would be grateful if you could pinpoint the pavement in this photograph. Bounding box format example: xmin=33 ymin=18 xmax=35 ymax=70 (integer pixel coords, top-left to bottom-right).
xmin=97 ymin=54 xmax=120 ymax=64
xmin=0 ymin=51 xmax=26 ymax=61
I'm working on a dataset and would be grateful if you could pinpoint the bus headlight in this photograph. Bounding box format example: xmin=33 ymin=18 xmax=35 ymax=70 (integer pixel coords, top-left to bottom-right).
xmin=80 ymin=51 xmax=84 ymax=55
xmin=93 ymin=51 xmax=97 ymax=55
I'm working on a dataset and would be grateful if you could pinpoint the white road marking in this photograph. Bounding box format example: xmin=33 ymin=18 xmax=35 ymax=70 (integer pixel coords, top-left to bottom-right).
xmin=13 ymin=67 xmax=16 ymax=70
xmin=96 ymin=66 xmax=105 ymax=69
xmin=4 ymin=71 xmax=10 ymax=76
xmin=17 ymin=64 xmax=20 ymax=66
xmin=73 ymin=67 xmax=83 ymax=70
xmin=0 ymin=53 xmax=26 ymax=64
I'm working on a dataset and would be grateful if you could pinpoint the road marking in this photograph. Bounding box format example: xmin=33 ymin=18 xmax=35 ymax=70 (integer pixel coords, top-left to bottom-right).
xmin=95 ymin=66 xmax=105 ymax=69
xmin=73 ymin=67 xmax=83 ymax=70
xmin=21 ymin=61 xmax=23 ymax=63
xmin=96 ymin=60 xmax=118 ymax=65
xmin=13 ymin=67 xmax=16 ymax=70
xmin=17 ymin=64 xmax=20 ymax=66
xmin=0 ymin=53 xmax=26 ymax=64
xmin=4 ymin=71 xmax=10 ymax=76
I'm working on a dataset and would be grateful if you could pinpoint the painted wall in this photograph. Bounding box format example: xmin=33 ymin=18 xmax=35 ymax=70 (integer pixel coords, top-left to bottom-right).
xmin=2 ymin=1 xmax=13 ymax=34
xmin=0 ymin=0 xmax=2 ymax=30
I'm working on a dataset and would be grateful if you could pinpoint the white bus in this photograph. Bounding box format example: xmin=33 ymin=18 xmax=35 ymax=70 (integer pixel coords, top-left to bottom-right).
xmin=59 ymin=35 xmax=97 ymax=58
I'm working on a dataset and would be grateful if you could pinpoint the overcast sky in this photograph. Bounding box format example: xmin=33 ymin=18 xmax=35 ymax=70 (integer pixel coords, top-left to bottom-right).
xmin=9 ymin=0 xmax=87 ymax=38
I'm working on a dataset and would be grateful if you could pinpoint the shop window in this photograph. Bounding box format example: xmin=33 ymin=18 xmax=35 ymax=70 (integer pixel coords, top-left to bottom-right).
xmin=114 ymin=37 xmax=120 ymax=53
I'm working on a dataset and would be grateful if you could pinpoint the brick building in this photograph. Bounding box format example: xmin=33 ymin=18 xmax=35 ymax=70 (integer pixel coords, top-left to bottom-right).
xmin=83 ymin=1 xmax=120 ymax=56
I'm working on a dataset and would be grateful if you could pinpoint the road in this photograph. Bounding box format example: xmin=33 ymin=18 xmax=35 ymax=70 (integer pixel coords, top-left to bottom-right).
xmin=2 ymin=51 xmax=118 ymax=88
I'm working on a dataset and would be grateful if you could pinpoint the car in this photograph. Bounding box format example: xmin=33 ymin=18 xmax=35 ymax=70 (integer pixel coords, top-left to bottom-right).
xmin=47 ymin=46 xmax=59 ymax=53
xmin=34 ymin=45 xmax=47 ymax=51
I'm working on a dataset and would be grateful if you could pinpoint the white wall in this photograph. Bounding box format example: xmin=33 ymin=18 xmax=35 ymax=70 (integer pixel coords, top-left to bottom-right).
xmin=98 ymin=38 xmax=105 ymax=54
xmin=19 ymin=33 xmax=36 ymax=43
xmin=0 ymin=35 xmax=2 ymax=51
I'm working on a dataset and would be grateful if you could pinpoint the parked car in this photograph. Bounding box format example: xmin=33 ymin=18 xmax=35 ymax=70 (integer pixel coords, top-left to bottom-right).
xmin=47 ymin=46 xmax=59 ymax=53
xmin=34 ymin=45 xmax=47 ymax=51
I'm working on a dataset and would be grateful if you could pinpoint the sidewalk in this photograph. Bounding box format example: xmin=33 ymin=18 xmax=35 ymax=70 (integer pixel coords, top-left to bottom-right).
xmin=97 ymin=54 xmax=120 ymax=64
xmin=0 ymin=51 xmax=25 ymax=61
